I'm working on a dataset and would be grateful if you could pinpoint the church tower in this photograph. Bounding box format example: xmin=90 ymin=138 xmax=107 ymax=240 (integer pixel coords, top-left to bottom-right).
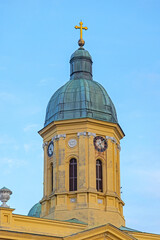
xmin=39 ymin=22 xmax=125 ymax=227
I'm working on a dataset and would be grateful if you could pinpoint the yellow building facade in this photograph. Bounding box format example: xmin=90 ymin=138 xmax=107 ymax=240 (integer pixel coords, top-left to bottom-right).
xmin=0 ymin=22 xmax=160 ymax=240
xmin=1 ymin=207 xmax=160 ymax=240
xmin=39 ymin=118 xmax=125 ymax=227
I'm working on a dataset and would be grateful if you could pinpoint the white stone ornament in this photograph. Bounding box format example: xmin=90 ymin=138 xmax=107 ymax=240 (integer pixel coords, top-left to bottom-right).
xmin=42 ymin=141 xmax=48 ymax=149
xmin=68 ymin=139 xmax=77 ymax=148
xmin=117 ymin=144 xmax=121 ymax=151
xmin=77 ymin=132 xmax=86 ymax=137
xmin=88 ymin=132 xmax=96 ymax=137
xmin=70 ymin=198 xmax=76 ymax=203
xmin=0 ymin=187 xmax=12 ymax=208
xmin=52 ymin=134 xmax=66 ymax=141
xmin=106 ymin=136 xmax=117 ymax=143
xmin=98 ymin=199 xmax=103 ymax=204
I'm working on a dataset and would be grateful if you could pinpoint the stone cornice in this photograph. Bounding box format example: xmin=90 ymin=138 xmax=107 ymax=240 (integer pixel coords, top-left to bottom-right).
xmin=38 ymin=118 xmax=125 ymax=140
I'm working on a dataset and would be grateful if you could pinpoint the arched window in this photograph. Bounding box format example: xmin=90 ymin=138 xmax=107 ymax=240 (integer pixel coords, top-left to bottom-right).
xmin=96 ymin=160 xmax=103 ymax=192
xmin=69 ymin=158 xmax=77 ymax=191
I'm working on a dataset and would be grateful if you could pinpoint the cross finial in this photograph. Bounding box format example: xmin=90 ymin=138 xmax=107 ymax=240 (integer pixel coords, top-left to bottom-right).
xmin=75 ymin=21 xmax=88 ymax=47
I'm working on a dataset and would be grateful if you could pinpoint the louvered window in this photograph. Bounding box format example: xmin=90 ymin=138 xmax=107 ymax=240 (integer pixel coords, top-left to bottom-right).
xmin=69 ymin=158 xmax=77 ymax=191
xmin=96 ymin=160 xmax=103 ymax=192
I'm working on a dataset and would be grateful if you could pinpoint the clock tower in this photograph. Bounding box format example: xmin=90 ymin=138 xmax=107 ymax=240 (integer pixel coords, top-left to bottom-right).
xmin=38 ymin=22 xmax=125 ymax=228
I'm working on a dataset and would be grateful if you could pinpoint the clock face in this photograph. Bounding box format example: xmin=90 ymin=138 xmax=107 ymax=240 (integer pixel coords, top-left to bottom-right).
xmin=93 ymin=136 xmax=107 ymax=152
xmin=47 ymin=141 xmax=54 ymax=157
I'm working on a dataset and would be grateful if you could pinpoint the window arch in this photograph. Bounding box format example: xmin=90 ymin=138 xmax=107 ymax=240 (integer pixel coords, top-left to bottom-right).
xmin=69 ymin=158 xmax=77 ymax=191
xmin=96 ymin=160 xmax=103 ymax=192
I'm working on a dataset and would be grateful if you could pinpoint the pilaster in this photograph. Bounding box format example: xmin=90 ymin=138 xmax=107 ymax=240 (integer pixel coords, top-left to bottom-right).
xmin=106 ymin=137 xmax=114 ymax=192
xmin=77 ymin=132 xmax=87 ymax=190
xmin=57 ymin=135 xmax=66 ymax=193
xmin=117 ymin=144 xmax=121 ymax=197
xmin=88 ymin=132 xmax=96 ymax=191
xmin=42 ymin=142 xmax=48 ymax=197
xmin=0 ymin=207 xmax=14 ymax=227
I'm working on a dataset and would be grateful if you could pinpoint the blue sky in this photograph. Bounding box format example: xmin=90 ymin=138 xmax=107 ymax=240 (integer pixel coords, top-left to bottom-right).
xmin=0 ymin=0 xmax=160 ymax=234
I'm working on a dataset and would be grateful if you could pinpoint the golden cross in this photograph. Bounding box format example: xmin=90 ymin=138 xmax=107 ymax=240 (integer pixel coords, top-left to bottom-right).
xmin=75 ymin=21 xmax=88 ymax=40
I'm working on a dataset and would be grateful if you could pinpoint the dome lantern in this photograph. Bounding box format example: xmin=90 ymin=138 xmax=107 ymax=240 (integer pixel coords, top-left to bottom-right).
xmin=70 ymin=47 xmax=93 ymax=80
xmin=70 ymin=22 xmax=92 ymax=81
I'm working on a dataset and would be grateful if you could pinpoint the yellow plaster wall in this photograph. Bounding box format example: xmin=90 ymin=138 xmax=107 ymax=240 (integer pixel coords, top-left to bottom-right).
xmin=126 ymin=231 xmax=160 ymax=240
xmin=0 ymin=208 xmax=160 ymax=240
xmin=0 ymin=207 xmax=86 ymax=238
xmin=39 ymin=118 xmax=125 ymax=227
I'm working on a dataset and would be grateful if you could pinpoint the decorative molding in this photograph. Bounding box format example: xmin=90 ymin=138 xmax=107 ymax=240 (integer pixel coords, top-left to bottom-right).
xmin=104 ymin=233 xmax=108 ymax=239
xmin=111 ymin=137 xmax=117 ymax=144
xmin=98 ymin=199 xmax=103 ymax=204
xmin=68 ymin=139 xmax=77 ymax=148
xmin=58 ymin=134 xmax=66 ymax=139
xmin=88 ymin=132 xmax=96 ymax=137
xmin=0 ymin=187 xmax=12 ymax=208
xmin=106 ymin=136 xmax=117 ymax=144
xmin=117 ymin=144 xmax=121 ymax=151
xmin=70 ymin=198 xmax=76 ymax=203
xmin=77 ymin=132 xmax=87 ymax=137
xmin=52 ymin=134 xmax=66 ymax=141
xmin=42 ymin=142 xmax=48 ymax=149
xmin=105 ymin=136 xmax=110 ymax=140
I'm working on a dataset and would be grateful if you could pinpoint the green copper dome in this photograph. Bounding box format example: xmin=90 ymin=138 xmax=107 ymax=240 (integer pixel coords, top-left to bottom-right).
xmin=44 ymin=47 xmax=118 ymax=127
xmin=28 ymin=202 xmax=41 ymax=218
